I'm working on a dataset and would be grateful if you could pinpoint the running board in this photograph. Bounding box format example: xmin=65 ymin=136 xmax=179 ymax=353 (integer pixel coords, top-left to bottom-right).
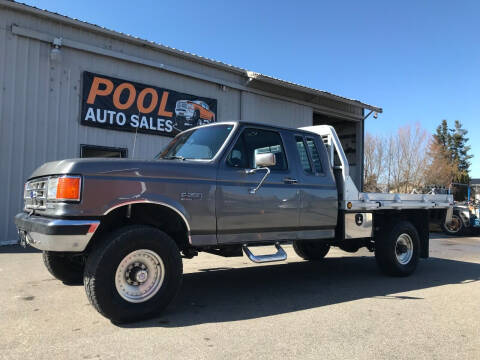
xmin=242 ymin=243 xmax=287 ymax=263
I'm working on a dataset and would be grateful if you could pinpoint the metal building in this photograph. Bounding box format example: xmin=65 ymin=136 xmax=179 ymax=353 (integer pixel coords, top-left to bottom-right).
xmin=0 ymin=1 xmax=382 ymax=244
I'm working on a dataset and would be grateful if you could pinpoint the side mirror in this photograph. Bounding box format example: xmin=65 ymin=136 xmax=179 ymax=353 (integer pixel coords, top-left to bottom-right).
xmin=245 ymin=153 xmax=276 ymax=195
xmin=254 ymin=152 xmax=276 ymax=168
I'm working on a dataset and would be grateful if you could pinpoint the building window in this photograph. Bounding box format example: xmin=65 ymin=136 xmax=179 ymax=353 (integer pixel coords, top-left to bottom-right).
xmin=80 ymin=145 xmax=128 ymax=158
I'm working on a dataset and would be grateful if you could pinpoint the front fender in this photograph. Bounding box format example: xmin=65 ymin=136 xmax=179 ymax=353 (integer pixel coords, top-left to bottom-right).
xmin=455 ymin=209 xmax=470 ymax=228
xmin=103 ymin=194 xmax=191 ymax=231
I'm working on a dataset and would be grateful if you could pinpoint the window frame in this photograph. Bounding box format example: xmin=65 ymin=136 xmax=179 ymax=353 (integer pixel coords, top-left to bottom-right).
xmin=80 ymin=144 xmax=128 ymax=158
xmin=294 ymin=134 xmax=326 ymax=176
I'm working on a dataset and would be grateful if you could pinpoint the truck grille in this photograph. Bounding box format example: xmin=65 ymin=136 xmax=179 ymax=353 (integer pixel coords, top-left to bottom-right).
xmin=24 ymin=177 xmax=48 ymax=210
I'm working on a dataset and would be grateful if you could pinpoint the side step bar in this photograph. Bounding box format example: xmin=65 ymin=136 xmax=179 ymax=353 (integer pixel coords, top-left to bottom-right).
xmin=242 ymin=242 xmax=287 ymax=263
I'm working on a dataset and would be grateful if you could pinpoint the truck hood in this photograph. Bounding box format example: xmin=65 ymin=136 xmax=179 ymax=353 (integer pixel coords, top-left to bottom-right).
xmin=29 ymin=158 xmax=214 ymax=180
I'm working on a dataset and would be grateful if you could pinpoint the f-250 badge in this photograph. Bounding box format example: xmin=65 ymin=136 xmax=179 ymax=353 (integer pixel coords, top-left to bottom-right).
xmin=180 ymin=192 xmax=203 ymax=201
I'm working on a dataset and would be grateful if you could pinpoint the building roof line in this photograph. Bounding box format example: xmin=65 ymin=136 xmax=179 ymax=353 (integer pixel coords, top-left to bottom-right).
xmin=2 ymin=0 xmax=382 ymax=113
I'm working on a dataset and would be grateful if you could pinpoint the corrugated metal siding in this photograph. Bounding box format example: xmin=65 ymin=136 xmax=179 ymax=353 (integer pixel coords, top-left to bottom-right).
xmin=250 ymin=81 xmax=364 ymax=117
xmin=1 ymin=7 xmax=246 ymax=89
xmin=241 ymin=92 xmax=313 ymax=128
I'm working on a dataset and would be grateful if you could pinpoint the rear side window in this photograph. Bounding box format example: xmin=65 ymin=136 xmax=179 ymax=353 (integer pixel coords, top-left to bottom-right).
xmin=227 ymin=128 xmax=288 ymax=170
xmin=306 ymin=138 xmax=323 ymax=173
xmin=295 ymin=136 xmax=312 ymax=173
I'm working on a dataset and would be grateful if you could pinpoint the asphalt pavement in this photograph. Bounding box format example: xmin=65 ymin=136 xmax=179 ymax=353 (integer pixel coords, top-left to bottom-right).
xmin=0 ymin=234 xmax=479 ymax=360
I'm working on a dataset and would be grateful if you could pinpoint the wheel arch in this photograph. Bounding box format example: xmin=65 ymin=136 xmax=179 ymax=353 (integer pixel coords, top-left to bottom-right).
xmin=87 ymin=201 xmax=192 ymax=253
xmin=454 ymin=208 xmax=470 ymax=227
xmin=373 ymin=210 xmax=429 ymax=258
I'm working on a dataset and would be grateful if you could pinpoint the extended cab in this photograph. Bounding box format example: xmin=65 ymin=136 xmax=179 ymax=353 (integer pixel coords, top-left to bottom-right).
xmin=15 ymin=121 xmax=452 ymax=322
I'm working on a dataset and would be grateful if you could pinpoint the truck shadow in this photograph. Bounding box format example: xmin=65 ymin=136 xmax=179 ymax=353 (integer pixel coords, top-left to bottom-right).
xmin=119 ymin=256 xmax=480 ymax=328
xmin=0 ymin=245 xmax=40 ymax=253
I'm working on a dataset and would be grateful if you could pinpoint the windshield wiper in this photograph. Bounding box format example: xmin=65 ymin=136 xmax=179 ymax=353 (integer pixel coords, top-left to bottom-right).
xmin=162 ymin=155 xmax=186 ymax=160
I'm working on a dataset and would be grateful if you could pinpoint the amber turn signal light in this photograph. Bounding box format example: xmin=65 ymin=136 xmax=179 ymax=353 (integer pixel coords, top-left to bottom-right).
xmin=56 ymin=177 xmax=81 ymax=200
xmin=47 ymin=176 xmax=81 ymax=201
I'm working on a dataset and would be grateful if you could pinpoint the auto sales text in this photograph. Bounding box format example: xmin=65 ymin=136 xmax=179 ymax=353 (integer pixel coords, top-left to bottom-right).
xmin=83 ymin=107 xmax=173 ymax=133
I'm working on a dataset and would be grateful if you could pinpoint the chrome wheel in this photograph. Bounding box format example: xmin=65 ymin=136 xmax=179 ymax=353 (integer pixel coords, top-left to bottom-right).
xmin=395 ymin=233 xmax=413 ymax=265
xmin=115 ymin=249 xmax=165 ymax=303
xmin=445 ymin=215 xmax=462 ymax=234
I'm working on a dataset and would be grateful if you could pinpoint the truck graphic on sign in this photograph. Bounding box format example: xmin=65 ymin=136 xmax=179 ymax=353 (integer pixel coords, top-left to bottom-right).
xmin=173 ymin=100 xmax=216 ymax=131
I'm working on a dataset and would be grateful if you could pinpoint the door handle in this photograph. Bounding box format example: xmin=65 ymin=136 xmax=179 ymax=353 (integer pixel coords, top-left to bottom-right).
xmin=284 ymin=177 xmax=298 ymax=184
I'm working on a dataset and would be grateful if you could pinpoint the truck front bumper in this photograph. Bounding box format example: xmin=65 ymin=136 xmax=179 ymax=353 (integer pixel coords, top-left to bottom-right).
xmin=14 ymin=213 xmax=99 ymax=252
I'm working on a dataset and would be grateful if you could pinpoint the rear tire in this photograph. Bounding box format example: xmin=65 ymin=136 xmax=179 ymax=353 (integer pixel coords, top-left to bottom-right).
xmin=293 ymin=240 xmax=330 ymax=260
xmin=375 ymin=221 xmax=420 ymax=277
xmin=83 ymin=225 xmax=183 ymax=323
xmin=42 ymin=251 xmax=84 ymax=285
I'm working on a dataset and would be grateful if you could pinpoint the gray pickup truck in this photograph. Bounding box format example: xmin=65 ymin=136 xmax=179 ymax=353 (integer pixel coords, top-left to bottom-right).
xmin=15 ymin=121 xmax=452 ymax=323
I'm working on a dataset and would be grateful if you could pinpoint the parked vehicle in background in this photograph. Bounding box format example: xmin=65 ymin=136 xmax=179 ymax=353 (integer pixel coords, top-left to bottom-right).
xmin=442 ymin=200 xmax=480 ymax=236
xmin=173 ymin=100 xmax=215 ymax=131
xmin=15 ymin=121 xmax=452 ymax=323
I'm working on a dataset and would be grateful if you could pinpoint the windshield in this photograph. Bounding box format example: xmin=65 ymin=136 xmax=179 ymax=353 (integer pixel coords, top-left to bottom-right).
xmin=157 ymin=124 xmax=234 ymax=160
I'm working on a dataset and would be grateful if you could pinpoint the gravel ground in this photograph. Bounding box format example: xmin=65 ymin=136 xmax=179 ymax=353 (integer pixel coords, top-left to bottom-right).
xmin=0 ymin=234 xmax=479 ymax=360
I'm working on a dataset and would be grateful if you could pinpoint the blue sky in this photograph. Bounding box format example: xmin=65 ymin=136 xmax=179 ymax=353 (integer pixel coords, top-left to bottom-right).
xmin=22 ymin=0 xmax=480 ymax=177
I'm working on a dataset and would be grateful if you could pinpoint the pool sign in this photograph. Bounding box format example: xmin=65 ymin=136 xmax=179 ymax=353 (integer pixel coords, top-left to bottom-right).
xmin=81 ymin=72 xmax=217 ymax=137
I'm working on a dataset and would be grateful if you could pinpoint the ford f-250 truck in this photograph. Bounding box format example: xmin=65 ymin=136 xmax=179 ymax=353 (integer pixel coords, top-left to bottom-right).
xmin=15 ymin=121 xmax=453 ymax=323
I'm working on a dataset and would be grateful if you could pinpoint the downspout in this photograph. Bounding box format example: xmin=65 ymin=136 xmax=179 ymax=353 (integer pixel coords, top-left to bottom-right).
xmin=361 ymin=109 xmax=365 ymax=192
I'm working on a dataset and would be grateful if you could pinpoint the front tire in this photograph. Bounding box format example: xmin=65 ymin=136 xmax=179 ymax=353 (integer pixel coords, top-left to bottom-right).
xmin=83 ymin=225 xmax=183 ymax=323
xmin=42 ymin=251 xmax=84 ymax=284
xmin=293 ymin=240 xmax=330 ymax=260
xmin=192 ymin=110 xmax=200 ymax=123
xmin=375 ymin=221 xmax=420 ymax=277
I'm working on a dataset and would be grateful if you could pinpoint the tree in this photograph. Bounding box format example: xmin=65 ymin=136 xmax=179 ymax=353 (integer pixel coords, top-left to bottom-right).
xmin=392 ymin=124 xmax=429 ymax=193
xmin=424 ymin=139 xmax=454 ymax=187
xmin=434 ymin=119 xmax=450 ymax=149
xmin=364 ymin=124 xmax=429 ymax=193
xmin=450 ymin=120 xmax=473 ymax=183
xmin=429 ymin=119 xmax=473 ymax=200
xmin=363 ymin=133 xmax=384 ymax=192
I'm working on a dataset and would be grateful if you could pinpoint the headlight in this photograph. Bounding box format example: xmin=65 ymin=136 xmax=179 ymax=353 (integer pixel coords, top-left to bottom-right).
xmin=47 ymin=177 xmax=59 ymax=199
xmin=47 ymin=176 xmax=81 ymax=201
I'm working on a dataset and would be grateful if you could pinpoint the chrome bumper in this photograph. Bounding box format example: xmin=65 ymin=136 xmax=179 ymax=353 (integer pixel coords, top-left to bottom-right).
xmin=14 ymin=213 xmax=99 ymax=252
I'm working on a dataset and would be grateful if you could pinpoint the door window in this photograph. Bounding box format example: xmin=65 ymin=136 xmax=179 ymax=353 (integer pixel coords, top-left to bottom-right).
xmin=295 ymin=136 xmax=312 ymax=173
xmin=306 ymin=137 xmax=323 ymax=174
xmin=227 ymin=128 xmax=287 ymax=170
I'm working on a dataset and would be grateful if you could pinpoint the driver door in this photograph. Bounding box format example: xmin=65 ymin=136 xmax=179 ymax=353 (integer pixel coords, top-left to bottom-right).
xmin=216 ymin=126 xmax=300 ymax=244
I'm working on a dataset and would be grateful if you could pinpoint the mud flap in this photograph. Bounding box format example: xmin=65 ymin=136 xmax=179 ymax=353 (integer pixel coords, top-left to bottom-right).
xmin=418 ymin=215 xmax=430 ymax=259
